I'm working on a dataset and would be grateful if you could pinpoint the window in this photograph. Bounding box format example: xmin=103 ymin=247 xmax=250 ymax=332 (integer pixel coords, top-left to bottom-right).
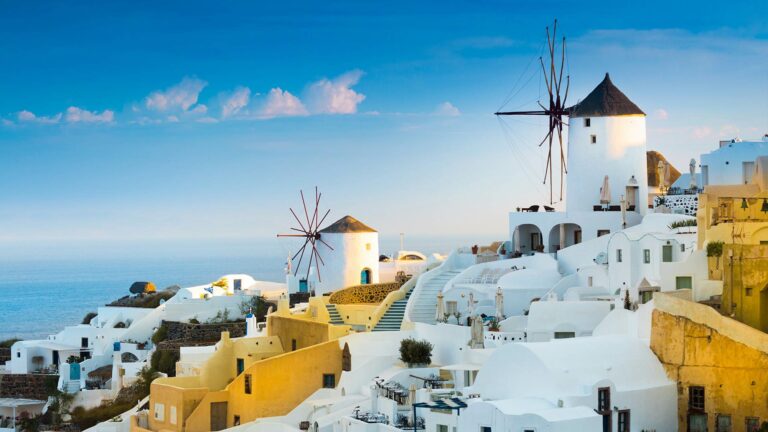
xmin=81 ymin=337 xmax=89 ymax=348
xmin=746 ymin=287 xmax=753 ymax=296
xmin=554 ymin=332 xmax=575 ymax=339
xmin=591 ymin=134 xmax=597 ymax=144
xmin=169 ymin=406 xmax=177 ymax=425
xmin=640 ymin=290 xmax=654 ymax=304
xmin=236 ymin=358 xmax=244 ymax=375
xmin=662 ymin=245 xmax=673 ymax=262
xmin=365 ymin=243 xmax=371 ymax=251
xmin=618 ymin=410 xmax=630 ymax=432
xmin=681 ymin=244 xmax=686 ymax=252
xmin=598 ymin=387 xmax=611 ymax=412
xmin=689 ymin=386 xmax=705 ymax=412
xmin=597 ymin=229 xmax=610 ymax=237
xmin=480 ymin=427 xmax=492 ymax=432
xmin=643 ymin=249 xmax=651 ymax=264
xmin=437 ymin=425 xmax=448 ymax=432
xmin=746 ymin=417 xmax=760 ymax=432
xmin=588 ymin=276 xmax=593 ymax=287
xmin=323 ymin=373 xmax=336 ymax=388
xmin=17 ymin=351 xmax=20 ymax=358
xmin=716 ymin=414 xmax=732 ymax=432
xmin=153 ymin=403 xmax=165 ymax=421
xmin=584 ymin=118 xmax=591 ymax=127
xmin=616 ymin=249 xmax=623 ymax=263
xmin=291 ymin=339 xmax=297 ymax=351
xmin=676 ymin=276 xmax=693 ymax=290
xmin=233 ymin=415 xmax=241 ymax=426
xmin=244 ymin=374 xmax=252 ymax=394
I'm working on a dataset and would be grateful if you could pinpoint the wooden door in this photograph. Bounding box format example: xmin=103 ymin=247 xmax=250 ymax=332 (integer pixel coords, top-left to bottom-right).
xmin=210 ymin=402 xmax=228 ymax=431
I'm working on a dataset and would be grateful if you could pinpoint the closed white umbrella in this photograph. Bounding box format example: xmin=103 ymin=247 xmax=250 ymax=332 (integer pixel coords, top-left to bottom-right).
xmin=620 ymin=194 xmax=627 ymax=228
xmin=600 ymin=175 xmax=611 ymax=204
xmin=495 ymin=287 xmax=505 ymax=321
xmin=657 ymin=161 xmax=666 ymax=190
xmin=689 ymin=158 xmax=697 ymax=189
xmin=663 ymin=162 xmax=671 ymax=190
xmin=436 ymin=292 xmax=445 ymax=323
xmin=470 ymin=315 xmax=484 ymax=349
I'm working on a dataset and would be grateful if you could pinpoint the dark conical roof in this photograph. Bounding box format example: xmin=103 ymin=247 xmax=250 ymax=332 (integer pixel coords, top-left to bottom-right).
xmin=569 ymin=73 xmax=645 ymax=118
xmin=319 ymin=215 xmax=377 ymax=233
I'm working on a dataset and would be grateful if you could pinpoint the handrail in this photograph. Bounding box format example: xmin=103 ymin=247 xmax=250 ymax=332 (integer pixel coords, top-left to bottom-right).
xmin=366 ymin=272 xmax=424 ymax=331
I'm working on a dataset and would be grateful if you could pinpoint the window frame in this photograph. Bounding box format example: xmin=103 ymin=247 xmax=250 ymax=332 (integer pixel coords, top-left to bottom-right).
xmin=618 ymin=409 xmax=630 ymax=432
xmin=244 ymin=373 xmax=252 ymax=394
xmin=643 ymin=249 xmax=651 ymax=264
xmin=597 ymin=387 xmax=611 ymax=413
xmin=590 ymin=134 xmax=597 ymax=144
xmin=688 ymin=386 xmax=705 ymax=412
xmin=584 ymin=118 xmax=591 ymax=127
xmin=616 ymin=249 xmax=623 ymax=263
xmin=322 ymin=373 xmax=336 ymax=389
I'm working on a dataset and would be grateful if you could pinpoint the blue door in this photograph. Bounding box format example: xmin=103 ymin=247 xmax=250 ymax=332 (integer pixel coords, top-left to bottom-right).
xmin=299 ymin=279 xmax=308 ymax=293
xmin=70 ymin=362 xmax=80 ymax=381
xmin=361 ymin=269 xmax=371 ymax=285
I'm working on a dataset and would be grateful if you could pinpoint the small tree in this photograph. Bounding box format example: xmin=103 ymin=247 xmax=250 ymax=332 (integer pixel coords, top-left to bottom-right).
xmin=212 ymin=277 xmax=228 ymax=289
xmin=81 ymin=311 xmax=98 ymax=325
xmin=623 ymin=290 xmax=631 ymax=310
xmin=137 ymin=366 xmax=160 ymax=397
xmin=706 ymin=241 xmax=725 ymax=270
xmin=399 ymin=338 xmax=433 ymax=367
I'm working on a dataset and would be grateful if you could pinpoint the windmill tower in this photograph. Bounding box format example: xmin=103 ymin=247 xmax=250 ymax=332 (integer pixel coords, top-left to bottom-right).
xmin=565 ymin=73 xmax=648 ymax=215
xmin=497 ymin=21 xmax=649 ymax=257
xmin=277 ymin=189 xmax=380 ymax=296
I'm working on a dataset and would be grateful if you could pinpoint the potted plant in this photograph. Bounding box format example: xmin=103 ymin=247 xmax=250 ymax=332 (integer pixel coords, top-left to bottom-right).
xmin=453 ymin=311 xmax=462 ymax=326
xmin=488 ymin=318 xmax=500 ymax=332
xmin=707 ymin=241 xmax=724 ymax=279
xmin=471 ymin=245 xmax=479 ymax=254
xmin=399 ymin=338 xmax=433 ymax=368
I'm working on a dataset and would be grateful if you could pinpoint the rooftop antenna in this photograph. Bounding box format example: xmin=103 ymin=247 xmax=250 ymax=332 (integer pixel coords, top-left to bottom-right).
xmin=495 ymin=19 xmax=570 ymax=204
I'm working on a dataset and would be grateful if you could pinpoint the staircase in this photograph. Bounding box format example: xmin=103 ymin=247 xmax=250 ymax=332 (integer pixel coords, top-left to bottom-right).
xmin=63 ymin=380 xmax=81 ymax=394
xmin=408 ymin=270 xmax=462 ymax=324
xmin=372 ymin=290 xmax=413 ymax=332
xmin=326 ymin=304 xmax=344 ymax=325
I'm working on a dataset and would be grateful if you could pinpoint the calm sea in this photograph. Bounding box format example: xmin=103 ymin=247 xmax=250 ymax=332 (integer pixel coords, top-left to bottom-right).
xmin=0 ymin=235 xmax=495 ymax=341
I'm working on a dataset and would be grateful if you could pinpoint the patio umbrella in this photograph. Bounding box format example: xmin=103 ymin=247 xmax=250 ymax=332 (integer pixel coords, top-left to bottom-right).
xmin=600 ymin=175 xmax=611 ymax=204
xmin=495 ymin=287 xmax=504 ymax=321
xmin=470 ymin=315 xmax=484 ymax=349
xmin=620 ymin=194 xmax=627 ymax=228
xmin=436 ymin=292 xmax=445 ymax=323
xmin=689 ymin=158 xmax=697 ymax=189
xmin=408 ymin=383 xmax=417 ymax=406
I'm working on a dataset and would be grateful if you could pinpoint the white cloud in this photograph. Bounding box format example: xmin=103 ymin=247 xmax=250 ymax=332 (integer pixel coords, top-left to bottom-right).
xmin=196 ymin=116 xmax=219 ymax=124
xmin=145 ymin=77 xmax=207 ymax=112
xmin=17 ymin=110 xmax=62 ymax=124
xmin=306 ymin=70 xmax=365 ymax=114
xmin=65 ymin=106 xmax=114 ymax=123
xmin=221 ymin=87 xmax=251 ymax=118
xmin=434 ymin=101 xmax=461 ymax=116
xmin=1 ymin=118 xmax=13 ymax=126
xmin=653 ymin=108 xmax=669 ymax=120
xmin=260 ymin=88 xmax=308 ymax=118
xmin=692 ymin=127 xmax=712 ymax=139
xmin=191 ymin=104 xmax=207 ymax=114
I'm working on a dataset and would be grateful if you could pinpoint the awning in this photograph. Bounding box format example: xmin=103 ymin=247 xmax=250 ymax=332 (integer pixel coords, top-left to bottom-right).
xmin=0 ymin=398 xmax=46 ymax=408
xmin=413 ymin=397 xmax=468 ymax=410
xmin=88 ymin=365 xmax=113 ymax=380
xmin=441 ymin=363 xmax=482 ymax=371
xmin=34 ymin=341 xmax=81 ymax=352
xmin=637 ymin=277 xmax=661 ymax=292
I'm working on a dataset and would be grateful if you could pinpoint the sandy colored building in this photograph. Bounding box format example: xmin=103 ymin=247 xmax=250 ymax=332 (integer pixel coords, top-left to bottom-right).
xmin=132 ymin=298 xmax=351 ymax=432
xmin=651 ymin=291 xmax=768 ymax=432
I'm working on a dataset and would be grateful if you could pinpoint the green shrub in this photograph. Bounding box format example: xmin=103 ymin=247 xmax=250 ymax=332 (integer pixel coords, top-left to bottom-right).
xmin=399 ymin=338 xmax=433 ymax=366
xmin=70 ymin=402 xmax=134 ymax=429
xmin=707 ymin=241 xmax=725 ymax=270
xmin=151 ymin=324 xmax=168 ymax=345
xmin=150 ymin=350 xmax=179 ymax=377
xmin=669 ymin=219 xmax=697 ymax=229
xmin=0 ymin=338 xmax=21 ymax=348
xmin=81 ymin=312 xmax=98 ymax=325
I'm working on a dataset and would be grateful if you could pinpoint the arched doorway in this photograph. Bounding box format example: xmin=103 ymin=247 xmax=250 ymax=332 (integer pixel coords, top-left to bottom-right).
xmin=512 ymin=224 xmax=544 ymax=254
xmin=360 ymin=268 xmax=371 ymax=285
xmin=121 ymin=352 xmax=139 ymax=363
xmin=548 ymin=223 xmax=583 ymax=253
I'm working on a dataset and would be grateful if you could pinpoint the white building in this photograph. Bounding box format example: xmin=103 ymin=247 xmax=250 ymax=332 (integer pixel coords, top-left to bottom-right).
xmin=509 ymin=73 xmax=649 ymax=254
xmin=700 ymin=135 xmax=768 ymax=186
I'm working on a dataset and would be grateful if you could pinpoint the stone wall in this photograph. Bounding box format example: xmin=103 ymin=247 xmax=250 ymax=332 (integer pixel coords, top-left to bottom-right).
xmin=651 ymin=293 xmax=768 ymax=432
xmin=0 ymin=373 xmax=58 ymax=400
xmin=328 ymin=282 xmax=402 ymax=305
xmin=654 ymin=194 xmax=698 ymax=215
xmin=163 ymin=320 xmax=245 ymax=342
xmin=0 ymin=347 xmax=11 ymax=363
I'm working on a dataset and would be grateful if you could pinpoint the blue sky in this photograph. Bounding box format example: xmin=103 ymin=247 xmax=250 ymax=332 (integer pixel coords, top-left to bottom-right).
xmin=1 ymin=1 xmax=766 ymax=255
